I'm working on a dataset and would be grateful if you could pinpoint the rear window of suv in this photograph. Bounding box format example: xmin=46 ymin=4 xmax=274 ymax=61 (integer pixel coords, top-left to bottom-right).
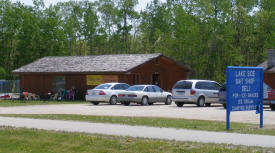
xmin=173 ymin=81 xmax=192 ymax=89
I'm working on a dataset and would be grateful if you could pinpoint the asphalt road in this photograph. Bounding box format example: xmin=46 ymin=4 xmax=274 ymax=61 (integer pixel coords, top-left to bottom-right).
xmin=1 ymin=116 xmax=275 ymax=147
xmin=0 ymin=103 xmax=274 ymax=125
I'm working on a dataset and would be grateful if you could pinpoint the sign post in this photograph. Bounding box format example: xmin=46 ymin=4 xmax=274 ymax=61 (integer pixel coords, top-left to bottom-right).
xmin=226 ymin=66 xmax=263 ymax=130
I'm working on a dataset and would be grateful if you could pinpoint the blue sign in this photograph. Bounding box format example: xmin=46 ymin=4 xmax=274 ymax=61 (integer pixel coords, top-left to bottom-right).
xmin=226 ymin=66 xmax=263 ymax=130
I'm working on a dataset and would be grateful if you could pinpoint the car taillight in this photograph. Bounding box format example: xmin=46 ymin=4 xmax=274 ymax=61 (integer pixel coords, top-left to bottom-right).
xmin=128 ymin=94 xmax=137 ymax=97
xmin=190 ymin=90 xmax=196 ymax=95
xmin=86 ymin=91 xmax=88 ymax=95
xmin=118 ymin=94 xmax=125 ymax=97
xmin=99 ymin=91 xmax=106 ymax=95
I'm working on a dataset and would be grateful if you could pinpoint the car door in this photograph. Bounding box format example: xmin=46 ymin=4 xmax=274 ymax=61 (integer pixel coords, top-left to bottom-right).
xmin=195 ymin=81 xmax=211 ymax=102
xmin=207 ymin=82 xmax=220 ymax=103
xmin=153 ymin=86 xmax=165 ymax=102
xmin=145 ymin=86 xmax=157 ymax=102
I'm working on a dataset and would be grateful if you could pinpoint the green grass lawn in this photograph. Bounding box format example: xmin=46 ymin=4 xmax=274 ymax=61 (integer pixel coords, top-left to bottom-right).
xmin=1 ymin=114 xmax=275 ymax=136
xmin=0 ymin=126 xmax=272 ymax=153
xmin=0 ymin=100 xmax=88 ymax=106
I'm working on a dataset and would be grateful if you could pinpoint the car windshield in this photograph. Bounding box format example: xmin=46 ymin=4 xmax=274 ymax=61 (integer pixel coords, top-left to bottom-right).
xmin=94 ymin=84 xmax=112 ymax=89
xmin=126 ymin=85 xmax=145 ymax=91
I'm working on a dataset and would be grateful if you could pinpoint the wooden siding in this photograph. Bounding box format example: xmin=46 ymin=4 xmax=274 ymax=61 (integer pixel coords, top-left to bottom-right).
xmin=264 ymin=73 xmax=275 ymax=89
xmin=66 ymin=75 xmax=87 ymax=99
xmin=20 ymin=74 xmax=87 ymax=96
xmin=20 ymin=75 xmax=53 ymax=94
xmin=119 ymin=56 xmax=188 ymax=91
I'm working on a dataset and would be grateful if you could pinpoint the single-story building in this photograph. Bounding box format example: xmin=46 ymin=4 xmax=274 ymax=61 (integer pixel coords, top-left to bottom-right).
xmin=257 ymin=49 xmax=275 ymax=89
xmin=13 ymin=53 xmax=191 ymax=99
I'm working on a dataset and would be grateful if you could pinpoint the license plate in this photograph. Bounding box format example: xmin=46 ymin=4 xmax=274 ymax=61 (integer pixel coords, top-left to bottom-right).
xmin=176 ymin=91 xmax=185 ymax=95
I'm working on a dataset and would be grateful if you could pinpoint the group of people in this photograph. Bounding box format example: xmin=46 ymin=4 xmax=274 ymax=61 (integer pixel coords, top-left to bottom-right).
xmin=49 ymin=86 xmax=77 ymax=101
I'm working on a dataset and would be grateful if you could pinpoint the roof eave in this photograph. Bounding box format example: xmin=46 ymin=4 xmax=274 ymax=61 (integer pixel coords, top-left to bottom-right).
xmin=124 ymin=53 xmax=163 ymax=73
xmin=12 ymin=71 xmax=127 ymax=75
xmin=264 ymin=70 xmax=275 ymax=73
xmin=161 ymin=55 xmax=193 ymax=72
xmin=125 ymin=54 xmax=193 ymax=74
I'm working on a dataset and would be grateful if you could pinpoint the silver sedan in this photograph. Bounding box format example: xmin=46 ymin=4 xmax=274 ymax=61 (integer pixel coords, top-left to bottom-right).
xmin=117 ymin=85 xmax=172 ymax=106
xmin=85 ymin=83 xmax=130 ymax=105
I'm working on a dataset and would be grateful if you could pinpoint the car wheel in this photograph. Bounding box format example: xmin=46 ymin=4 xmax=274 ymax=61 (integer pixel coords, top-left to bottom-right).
xmin=148 ymin=102 xmax=154 ymax=105
xmin=223 ymin=104 xmax=227 ymax=109
xmin=197 ymin=97 xmax=205 ymax=107
xmin=109 ymin=96 xmax=117 ymax=105
xmin=141 ymin=97 xmax=149 ymax=106
xmin=123 ymin=101 xmax=130 ymax=106
xmin=165 ymin=95 xmax=172 ymax=105
xmin=91 ymin=102 xmax=99 ymax=105
xmin=175 ymin=102 xmax=184 ymax=107
xmin=205 ymin=103 xmax=211 ymax=107
xmin=270 ymin=104 xmax=275 ymax=111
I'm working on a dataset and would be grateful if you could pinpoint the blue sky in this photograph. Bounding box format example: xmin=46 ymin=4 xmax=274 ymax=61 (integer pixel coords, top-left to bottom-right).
xmin=10 ymin=0 xmax=161 ymax=11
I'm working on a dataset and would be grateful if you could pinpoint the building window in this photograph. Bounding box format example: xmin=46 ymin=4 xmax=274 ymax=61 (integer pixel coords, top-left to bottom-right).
xmin=132 ymin=74 xmax=139 ymax=85
xmin=53 ymin=76 xmax=65 ymax=92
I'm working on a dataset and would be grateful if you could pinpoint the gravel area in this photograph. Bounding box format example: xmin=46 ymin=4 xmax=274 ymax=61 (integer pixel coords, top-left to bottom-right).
xmin=1 ymin=116 xmax=275 ymax=147
xmin=0 ymin=103 xmax=274 ymax=125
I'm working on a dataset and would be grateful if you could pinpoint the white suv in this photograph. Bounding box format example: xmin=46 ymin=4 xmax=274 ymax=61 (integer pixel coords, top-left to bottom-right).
xmin=172 ymin=80 xmax=221 ymax=107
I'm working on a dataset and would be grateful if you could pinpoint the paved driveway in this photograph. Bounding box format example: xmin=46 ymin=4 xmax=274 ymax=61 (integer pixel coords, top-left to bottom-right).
xmin=0 ymin=103 xmax=274 ymax=125
xmin=1 ymin=117 xmax=275 ymax=147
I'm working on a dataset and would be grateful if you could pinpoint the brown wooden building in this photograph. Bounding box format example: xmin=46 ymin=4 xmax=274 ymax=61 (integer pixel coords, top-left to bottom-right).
xmin=13 ymin=54 xmax=191 ymax=98
xmin=257 ymin=49 xmax=275 ymax=89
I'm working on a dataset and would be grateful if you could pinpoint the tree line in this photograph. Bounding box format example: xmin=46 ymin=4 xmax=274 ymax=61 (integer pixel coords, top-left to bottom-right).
xmin=0 ymin=0 xmax=274 ymax=83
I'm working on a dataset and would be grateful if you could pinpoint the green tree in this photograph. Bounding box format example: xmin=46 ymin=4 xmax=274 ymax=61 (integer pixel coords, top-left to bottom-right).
xmin=82 ymin=1 xmax=99 ymax=55
xmin=116 ymin=0 xmax=139 ymax=53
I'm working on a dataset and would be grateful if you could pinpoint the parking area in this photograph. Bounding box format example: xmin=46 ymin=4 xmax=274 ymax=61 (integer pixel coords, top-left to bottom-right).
xmin=0 ymin=103 xmax=274 ymax=125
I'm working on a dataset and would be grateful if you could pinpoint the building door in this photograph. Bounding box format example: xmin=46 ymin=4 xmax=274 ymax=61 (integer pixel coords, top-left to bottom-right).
xmin=152 ymin=73 xmax=160 ymax=86
xmin=132 ymin=74 xmax=139 ymax=85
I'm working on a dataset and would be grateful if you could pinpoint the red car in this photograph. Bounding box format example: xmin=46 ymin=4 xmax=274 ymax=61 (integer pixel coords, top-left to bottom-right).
xmin=0 ymin=93 xmax=11 ymax=99
xmin=265 ymin=88 xmax=275 ymax=110
xmin=268 ymin=90 xmax=275 ymax=100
